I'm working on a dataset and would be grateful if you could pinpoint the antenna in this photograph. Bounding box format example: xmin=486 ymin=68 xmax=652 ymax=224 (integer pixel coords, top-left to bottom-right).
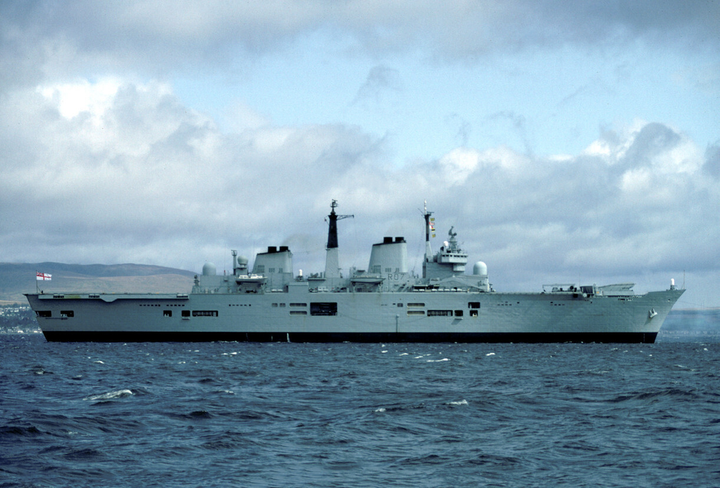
xmin=324 ymin=200 xmax=353 ymax=279
xmin=421 ymin=200 xmax=436 ymax=278
xmin=326 ymin=199 xmax=354 ymax=249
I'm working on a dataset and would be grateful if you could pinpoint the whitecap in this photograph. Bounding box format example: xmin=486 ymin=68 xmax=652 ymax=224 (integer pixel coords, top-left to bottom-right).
xmin=448 ymin=399 xmax=468 ymax=406
xmin=374 ymin=407 xmax=386 ymax=413
xmin=93 ymin=360 xmax=105 ymax=364
xmin=486 ymin=353 xmax=495 ymax=356
xmin=426 ymin=358 xmax=450 ymax=362
xmin=84 ymin=389 xmax=133 ymax=402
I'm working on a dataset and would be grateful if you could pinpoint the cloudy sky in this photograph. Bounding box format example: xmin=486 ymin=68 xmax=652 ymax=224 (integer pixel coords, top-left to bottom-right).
xmin=1 ymin=1 xmax=718 ymax=307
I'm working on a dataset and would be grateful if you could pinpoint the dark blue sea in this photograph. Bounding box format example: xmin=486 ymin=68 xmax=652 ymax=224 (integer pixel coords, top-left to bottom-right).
xmin=2 ymin=334 xmax=719 ymax=487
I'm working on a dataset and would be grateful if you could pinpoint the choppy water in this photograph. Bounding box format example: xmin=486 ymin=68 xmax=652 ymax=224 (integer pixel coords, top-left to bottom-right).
xmin=1 ymin=334 xmax=719 ymax=487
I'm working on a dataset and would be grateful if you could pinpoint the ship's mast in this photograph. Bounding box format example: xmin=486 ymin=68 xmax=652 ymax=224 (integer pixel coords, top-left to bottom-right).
xmin=324 ymin=200 xmax=353 ymax=278
xmin=422 ymin=200 xmax=435 ymax=279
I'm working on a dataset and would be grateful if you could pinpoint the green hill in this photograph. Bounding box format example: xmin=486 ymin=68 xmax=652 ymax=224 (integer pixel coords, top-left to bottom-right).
xmin=0 ymin=263 xmax=196 ymax=305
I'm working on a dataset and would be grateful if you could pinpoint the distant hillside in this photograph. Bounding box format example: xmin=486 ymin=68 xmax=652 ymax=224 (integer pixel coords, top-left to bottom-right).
xmin=0 ymin=263 xmax=196 ymax=304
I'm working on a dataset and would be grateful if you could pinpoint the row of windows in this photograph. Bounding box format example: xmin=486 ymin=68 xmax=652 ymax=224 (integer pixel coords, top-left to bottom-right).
xmin=370 ymin=266 xmax=402 ymax=274
xmin=410 ymin=309 xmax=481 ymax=317
xmin=427 ymin=310 xmax=454 ymax=317
xmin=254 ymin=266 xmax=285 ymax=273
xmin=398 ymin=302 xmax=482 ymax=309
xmin=163 ymin=310 xmax=219 ymax=318
xmin=192 ymin=310 xmax=218 ymax=317
xmin=36 ymin=305 xmax=491 ymax=321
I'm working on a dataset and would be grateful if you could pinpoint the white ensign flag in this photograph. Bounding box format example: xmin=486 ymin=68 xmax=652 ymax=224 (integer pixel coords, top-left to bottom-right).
xmin=36 ymin=272 xmax=52 ymax=281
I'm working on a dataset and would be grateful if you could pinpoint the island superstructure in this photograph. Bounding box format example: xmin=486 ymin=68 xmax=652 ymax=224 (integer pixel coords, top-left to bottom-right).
xmin=26 ymin=201 xmax=684 ymax=343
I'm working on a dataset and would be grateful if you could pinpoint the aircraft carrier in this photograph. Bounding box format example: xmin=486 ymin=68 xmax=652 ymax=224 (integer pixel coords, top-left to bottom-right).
xmin=26 ymin=201 xmax=684 ymax=343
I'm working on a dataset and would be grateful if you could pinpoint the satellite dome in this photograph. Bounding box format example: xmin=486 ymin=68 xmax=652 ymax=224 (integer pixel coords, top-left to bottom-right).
xmin=473 ymin=261 xmax=487 ymax=276
xmin=202 ymin=262 xmax=217 ymax=276
xmin=236 ymin=255 xmax=249 ymax=266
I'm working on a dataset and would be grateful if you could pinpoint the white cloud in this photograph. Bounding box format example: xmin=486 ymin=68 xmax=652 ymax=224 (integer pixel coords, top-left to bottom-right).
xmin=439 ymin=148 xmax=479 ymax=185
xmin=0 ymin=79 xmax=717 ymax=305
xmin=38 ymin=78 xmax=124 ymax=119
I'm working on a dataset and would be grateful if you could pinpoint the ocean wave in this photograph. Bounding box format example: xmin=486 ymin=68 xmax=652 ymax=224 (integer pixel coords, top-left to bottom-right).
xmin=447 ymin=399 xmax=469 ymax=406
xmin=607 ymin=387 xmax=699 ymax=404
xmin=83 ymin=389 xmax=134 ymax=402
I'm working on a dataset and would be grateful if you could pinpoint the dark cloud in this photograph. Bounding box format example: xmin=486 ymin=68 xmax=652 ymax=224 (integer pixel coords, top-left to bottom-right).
xmin=352 ymin=65 xmax=402 ymax=105
xmin=2 ymin=0 xmax=718 ymax=86
xmin=619 ymin=122 xmax=682 ymax=169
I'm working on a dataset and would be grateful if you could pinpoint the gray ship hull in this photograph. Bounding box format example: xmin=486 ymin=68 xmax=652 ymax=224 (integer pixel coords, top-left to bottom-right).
xmin=26 ymin=287 xmax=683 ymax=343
